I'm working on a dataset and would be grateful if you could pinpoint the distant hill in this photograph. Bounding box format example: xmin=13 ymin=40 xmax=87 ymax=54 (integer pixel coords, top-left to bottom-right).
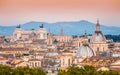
xmin=0 ymin=20 xmax=120 ymax=36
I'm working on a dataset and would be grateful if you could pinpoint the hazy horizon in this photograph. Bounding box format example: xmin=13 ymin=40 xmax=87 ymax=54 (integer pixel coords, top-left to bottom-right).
xmin=0 ymin=20 xmax=120 ymax=28
xmin=0 ymin=0 xmax=120 ymax=26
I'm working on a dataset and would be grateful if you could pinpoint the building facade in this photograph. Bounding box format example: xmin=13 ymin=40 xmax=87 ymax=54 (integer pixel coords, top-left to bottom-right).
xmin=29 ymin=59 xmax=41 ymax=68
xmin=13 ymin=25 xmax=47 ymax=41
xmin=89 ymin=20 xmax=109 ymax=52
xmin=60 ymin=50 xmax=73 ymax=69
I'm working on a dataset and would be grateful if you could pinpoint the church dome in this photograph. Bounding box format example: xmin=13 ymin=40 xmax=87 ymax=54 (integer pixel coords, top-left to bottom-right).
xmin=90 ymin=20 xmax=106 ymax=43
xmin=76 ymin=44 xmax=96 ymax=58
xmin=90 ymin=31 xmax=106 ymax=43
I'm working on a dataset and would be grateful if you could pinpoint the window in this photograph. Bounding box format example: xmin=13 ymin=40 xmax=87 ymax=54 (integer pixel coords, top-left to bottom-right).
xmin=68 ymin=59 xmax=70 ymax=66
xmin=63 ymin=59 xmax=65 ymax=65
xmin=35 ymin=62 xmax=37 ymax=67
xmin=97 ymin=47 xmax=99 ymax=51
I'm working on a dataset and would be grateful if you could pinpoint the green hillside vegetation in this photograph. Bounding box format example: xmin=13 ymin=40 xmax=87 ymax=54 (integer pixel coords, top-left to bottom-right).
xmin=0 ymin=65 xmax=119 ymax=75
xmin=105 ymin=35 xmax=120 ymax=42
xmin=0 ymin=65 xmax=46 ymax=75
xmin=58 ymin=65 xmax=120 ymax=75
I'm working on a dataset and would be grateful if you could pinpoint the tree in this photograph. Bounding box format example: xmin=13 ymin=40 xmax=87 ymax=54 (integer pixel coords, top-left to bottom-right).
xmin=104 ymin=70 xmax=120 ymax=75
xmin=12 ymin=67 xmax=46 ymax=75
xmin=57 ymin=70 xmax=67 ymax=75
xmin=57 ymin=65 xmax=120 ymax=75
xmin=67 ymin=67 xmax=83 ymax=75
xmin=83 ymin=65 xmax=96 ymax=75
xmin=0 ymin=64 xmax=12 ymax=75
xmin=12 ymin=67 xmax=27 ymax=75
xmin=32 ymin=68 xmax=46 ymax=75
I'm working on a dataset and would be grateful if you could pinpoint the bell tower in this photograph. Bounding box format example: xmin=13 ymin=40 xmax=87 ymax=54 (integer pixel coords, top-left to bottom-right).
xmin=61 ymin=28 xmax=64 ymax=36
xmin=47 ymin=33 xmax=53 ymax=46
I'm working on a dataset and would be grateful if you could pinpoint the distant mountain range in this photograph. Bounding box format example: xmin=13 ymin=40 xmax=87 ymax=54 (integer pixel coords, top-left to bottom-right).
xmin=0 ymin=20 xmax=120 ymax=36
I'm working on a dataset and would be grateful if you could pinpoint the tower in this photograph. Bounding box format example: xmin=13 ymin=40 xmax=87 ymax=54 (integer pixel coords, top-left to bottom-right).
xmin=84 ymin=30 xmax=87 ymax=38
xmin=61 ymin=28 xmax=64 ymax=36
xmin=47 ymin=33 xmax=53 ymax=46
xmin=96 ymin=19 xmax=100 ymax=32
xmin=83 ymin=30 xmax=88 ymax=44
xmin=77 ymin=34 xmax=80 ymax=48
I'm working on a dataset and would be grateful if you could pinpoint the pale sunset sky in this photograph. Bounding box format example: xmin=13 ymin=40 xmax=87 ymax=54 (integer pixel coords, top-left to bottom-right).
xmin=0 ymin=0 xmax=120 ymax=26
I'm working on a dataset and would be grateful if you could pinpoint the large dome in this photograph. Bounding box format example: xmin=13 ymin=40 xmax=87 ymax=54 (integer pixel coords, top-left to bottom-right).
xmin=76 ymin=44 xmax=96 ymax=58
xmin=90 ymin=31 xmax=106 ymax=43
xmin=90 ymin=20 xmax=106 ymax=43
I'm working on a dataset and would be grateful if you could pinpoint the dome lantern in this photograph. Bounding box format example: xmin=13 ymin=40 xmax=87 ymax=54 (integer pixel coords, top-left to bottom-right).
xmin=96 ymin=19 xmax=100 ymax=32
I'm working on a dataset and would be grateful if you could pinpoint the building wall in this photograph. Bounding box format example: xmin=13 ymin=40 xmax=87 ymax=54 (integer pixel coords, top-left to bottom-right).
xmin=0 ymin=48 xmax=29 ymax=55
xmin=29 ymin=60 xmax=41 ymax=68
xmin=53 ymin=35 xmax=73 ymax=42
xmin=60 ymin=54 xmax=73 ymax=68
xmin=90 ymin=43 xmax=109 ymax=52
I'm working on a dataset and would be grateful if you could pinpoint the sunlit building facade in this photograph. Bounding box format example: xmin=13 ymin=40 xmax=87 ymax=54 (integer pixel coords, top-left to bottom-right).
xmin=13 ymin=25 xmax=47 ymax=41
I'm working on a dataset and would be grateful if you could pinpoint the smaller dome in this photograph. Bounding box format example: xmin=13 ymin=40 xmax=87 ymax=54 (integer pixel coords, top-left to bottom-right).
xmin=45 ymin=52 xmax=59 ymax=57
xmin=76 ymin=44 xmax=96 ymax=58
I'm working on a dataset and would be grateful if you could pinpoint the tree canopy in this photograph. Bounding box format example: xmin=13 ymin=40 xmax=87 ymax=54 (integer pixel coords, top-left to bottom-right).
xmin=0 ymin=65 xmax=119 ymax=75
xmin=58 ymin=65 xmax=120 ymax=75
xmin=0 ymin=65 xmax=46 ymax=75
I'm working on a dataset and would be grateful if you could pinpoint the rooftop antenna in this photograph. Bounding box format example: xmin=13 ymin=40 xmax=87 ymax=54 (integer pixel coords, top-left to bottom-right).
xmin=97 ymin=18 xmax=99 ymax=24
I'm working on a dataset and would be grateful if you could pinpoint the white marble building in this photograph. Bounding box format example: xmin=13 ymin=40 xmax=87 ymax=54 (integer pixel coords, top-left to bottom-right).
xmin=13 ymin=25 xmax=47 ymax=41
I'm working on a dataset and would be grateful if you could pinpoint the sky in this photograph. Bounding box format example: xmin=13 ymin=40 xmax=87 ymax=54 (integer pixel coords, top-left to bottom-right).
xmin=0 ymin=0 xmax=120 ymax=26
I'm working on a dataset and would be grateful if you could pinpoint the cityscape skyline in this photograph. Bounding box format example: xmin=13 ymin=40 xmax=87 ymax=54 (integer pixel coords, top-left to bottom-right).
xmin=0 ymin=0 xmax=120 ymax=74
xmin=0 ymin=0 xmax=120 ymax=26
